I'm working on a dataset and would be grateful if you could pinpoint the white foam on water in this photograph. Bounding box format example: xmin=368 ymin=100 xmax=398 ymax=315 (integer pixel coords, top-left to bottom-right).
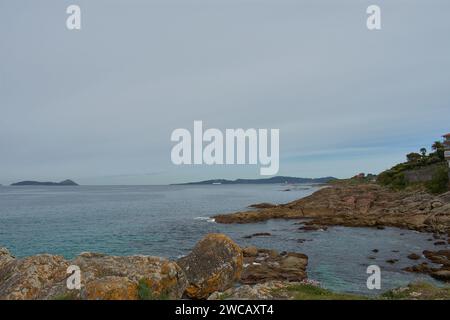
xmin=194 ymin=216 xmax=216 ymax=223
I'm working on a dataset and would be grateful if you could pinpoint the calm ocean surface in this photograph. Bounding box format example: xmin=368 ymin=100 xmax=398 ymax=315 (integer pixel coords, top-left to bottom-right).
xmin=0 ymin=184 xmax=443 ymax=295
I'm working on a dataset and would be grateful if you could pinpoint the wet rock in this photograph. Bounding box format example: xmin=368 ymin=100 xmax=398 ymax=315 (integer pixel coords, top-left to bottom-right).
xmin=407 ymin=253 xmax=421 ymax=260
xmin=404 ymin=250 xmax=450 ymax=282
xmin=243 ymin=232 xmax=272 ymax=239
xmin=404 ymin=262 xmax=431 ymax=274
xmin=242 ymin=246 xmax=258 ymax=257
xmin=430 ymin=270 xmax=450 ymax=281
xmin=248 ymin=203 xmax=277 ymax=209
xmin=177 ymin=234 xmax=243 ymax=299
xmin=434 ymin=241 xmax=447 ymax=246
xmin=298 ymin=225 xmax=328 ymax=231
xmin=423 ymin=250 xmax=450 ymax=266
xmin=372 ymin=249 xmax=379 ymax=253
xmin=386 ymin=259 xmax=399 ymax=264
xmin=240 ymin=248 xmax=307 ymax=285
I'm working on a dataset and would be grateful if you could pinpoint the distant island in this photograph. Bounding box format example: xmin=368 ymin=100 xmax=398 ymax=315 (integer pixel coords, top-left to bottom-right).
xmin=11 ymin=179 xmax=78 ymax=186
xmin=174 ymin=176 xmax=336 ymax=185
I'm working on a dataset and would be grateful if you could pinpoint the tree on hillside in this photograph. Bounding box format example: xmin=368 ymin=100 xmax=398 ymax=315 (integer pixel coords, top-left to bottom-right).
xmin=432 ymin=141 xmax=445 ymax=160
xmin=420 ymin=147 xmax=427 ymax=157
xmin=406 ymin=152 xmax=421 ymax=163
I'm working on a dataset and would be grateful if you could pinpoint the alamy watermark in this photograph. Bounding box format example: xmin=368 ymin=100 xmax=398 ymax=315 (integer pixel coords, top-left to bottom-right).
xmin=366 ymin=265 xmax=381 ymax=290
xmin=65 ymin=4 xmax=382 ymax=31
xmin=66 ymin=265 xmax=81 ymax=290
xmin=170 ymin=121 xmax=279 ymax=175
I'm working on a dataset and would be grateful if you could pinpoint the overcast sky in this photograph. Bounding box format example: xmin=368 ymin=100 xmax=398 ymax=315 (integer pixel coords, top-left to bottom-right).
xmin=1 ymin=0 xmax=449 ymax=185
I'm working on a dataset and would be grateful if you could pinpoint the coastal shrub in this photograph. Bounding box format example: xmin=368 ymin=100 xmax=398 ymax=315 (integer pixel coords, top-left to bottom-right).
xmin=377 ymin=139 xmax=448 ymax=192
xmin=426 ymin=166 xmax=449 ymax=194
xmin=377 ymin=170 xmax=407 ymax=190
xmin=381 ymin=282 xmax=450 ymax=300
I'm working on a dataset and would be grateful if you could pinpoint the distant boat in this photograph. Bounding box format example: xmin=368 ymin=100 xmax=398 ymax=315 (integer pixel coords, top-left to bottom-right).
xmin=212 ymin=182 xmax=222 ymax=185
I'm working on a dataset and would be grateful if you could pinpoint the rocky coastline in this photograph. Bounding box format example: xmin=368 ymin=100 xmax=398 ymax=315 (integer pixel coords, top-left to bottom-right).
xmin=0 ymin=234 xmax=312 ymax=300
xmin=214 ymin=183 xmax=450 ymax=234
xmin=213 ymin=183 xmax=450 ymax=283
xmin=0 ymin=232 xmax=448 ymax=300
xmin=1 ymin=183 xmax=449 ymax=300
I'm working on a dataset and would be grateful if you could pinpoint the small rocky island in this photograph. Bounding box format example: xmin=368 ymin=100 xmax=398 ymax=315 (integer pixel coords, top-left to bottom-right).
xmin=10 ymin=179 xmax=78 ymax=186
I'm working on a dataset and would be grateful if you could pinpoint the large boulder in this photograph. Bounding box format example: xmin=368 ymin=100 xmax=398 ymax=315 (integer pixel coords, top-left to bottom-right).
xmin=0 ymin=254 xmax=69 ymax=300
xmin=241 ymin=248 xmax=308 ymax=284
xmin=70 ymin=252 xmax=188 ymax=300
xmin=0 ymin=249 xmax=188 ymax=300
xmin=177 ymin=234 xmax=243 ymax=299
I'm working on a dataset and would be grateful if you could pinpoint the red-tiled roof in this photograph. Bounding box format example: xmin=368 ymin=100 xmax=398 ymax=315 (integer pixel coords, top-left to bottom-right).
xmin=443 ymin=133 xmax=450 ymax=138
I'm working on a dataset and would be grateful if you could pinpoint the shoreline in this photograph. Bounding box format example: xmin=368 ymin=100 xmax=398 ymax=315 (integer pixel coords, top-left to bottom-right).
xmin=213 ymin=182 xmax=450 ymax=233
xmin=1 ymin=182 xmax=449 ymax=299
xmin=1 ymin=234 xmax=449 ymax=300
xmin=213 ymin=182 xmax=450 ymax=284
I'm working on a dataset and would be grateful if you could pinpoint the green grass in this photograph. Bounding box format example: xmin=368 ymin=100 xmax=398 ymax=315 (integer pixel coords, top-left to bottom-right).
xmin=277 ymin=284 xmax=367 ymax=300
xmin=381 ymin=282 xmax=450 ymax=300
xmin=52 ymin=291 xmax=80 ymax=300
xmin=271 ymin=282 xmax=450 ymax=300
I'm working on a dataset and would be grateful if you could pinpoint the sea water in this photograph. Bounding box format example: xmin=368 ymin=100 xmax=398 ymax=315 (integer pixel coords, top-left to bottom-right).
xmin=0 ymin=184 xmax=445 ymax=295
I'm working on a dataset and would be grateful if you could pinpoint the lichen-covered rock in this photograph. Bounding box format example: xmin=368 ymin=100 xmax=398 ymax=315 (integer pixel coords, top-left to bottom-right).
xmin=0 ymin=247 xmax=14 ymax=269
xmin=84 ymin=276 xmax=138 ymax=300
xmin=177 ymin=234 xmax=243 ymax=299
xmin=0 ymin=254 xmax=69 ymax=300
xmin=71 ymin=253 xmax=187 ymax=299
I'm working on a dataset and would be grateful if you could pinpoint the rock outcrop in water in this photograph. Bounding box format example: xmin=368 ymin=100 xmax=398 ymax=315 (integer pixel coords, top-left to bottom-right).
xmin=213 ymin=183 xmax=450 ymax=233
xmin=404 ymin=249 xmax=450 ymax=282
xmin=240 ymin=247 xmax=308 ymax=284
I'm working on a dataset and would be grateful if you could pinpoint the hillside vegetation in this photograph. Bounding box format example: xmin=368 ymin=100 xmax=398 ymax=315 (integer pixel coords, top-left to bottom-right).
xmin=377 ymin=140 xmax=449 ymax=194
